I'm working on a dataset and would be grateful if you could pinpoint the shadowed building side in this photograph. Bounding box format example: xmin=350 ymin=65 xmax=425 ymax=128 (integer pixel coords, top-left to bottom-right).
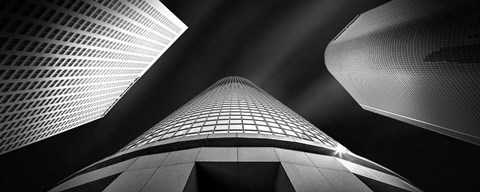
xmin=325 ymin=0 xmax=480 ymax=145
xmin=49 ymin=77 xmax=421 ymax=192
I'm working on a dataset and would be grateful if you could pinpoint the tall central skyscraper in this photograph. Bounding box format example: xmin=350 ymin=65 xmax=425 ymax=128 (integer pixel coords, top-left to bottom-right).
xmin=0 ymin=0 xmax=187 ymax=154
xmin=49 ymin=77 xmax=421 ymax=192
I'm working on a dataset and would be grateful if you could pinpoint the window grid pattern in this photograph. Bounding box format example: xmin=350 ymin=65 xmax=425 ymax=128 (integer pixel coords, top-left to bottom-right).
xmin=0 ymin=0 xmax=187 ymax=154
xmin=325 ymin=0 xmax=480 ymax=144
xmin=122 ymin=77 xmax=339 ymax=151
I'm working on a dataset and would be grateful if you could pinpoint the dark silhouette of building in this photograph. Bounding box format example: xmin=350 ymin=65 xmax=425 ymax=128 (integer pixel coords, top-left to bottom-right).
xmin=49 ymin=77 xmax=421 ymax=192
xmin=325 ymin=0 xmax=480 ymax=145
xmin=0 ymin=0 xmax=187 ymax=154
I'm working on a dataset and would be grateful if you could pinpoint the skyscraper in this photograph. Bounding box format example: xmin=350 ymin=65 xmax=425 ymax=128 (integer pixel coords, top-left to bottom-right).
xmin=0 ymin=0 xmax=187 ymax=154
xmin=49 ymin=77 xmax=421 ymax=192
xmin=325 ymin=0 xmax=480 ymax=145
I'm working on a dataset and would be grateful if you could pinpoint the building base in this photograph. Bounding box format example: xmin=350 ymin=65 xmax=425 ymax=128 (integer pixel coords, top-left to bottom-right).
xmin=49 ymin=134 xmax=421 ymax=192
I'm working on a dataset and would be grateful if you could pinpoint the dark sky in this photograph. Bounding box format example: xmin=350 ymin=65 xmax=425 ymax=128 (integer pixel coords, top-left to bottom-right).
xmin=1 ymin=0 xmax=480 ymax=191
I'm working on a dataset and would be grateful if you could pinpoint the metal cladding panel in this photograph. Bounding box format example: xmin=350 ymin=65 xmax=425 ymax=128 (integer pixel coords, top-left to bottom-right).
xmin=325 ymin=0 xmax=480 ymax=145
xmin=50 ymin=146 xmax=421 ymax=192
xmin=0 ymin=0 xmax=187 ymax=154
xmin=121 ymin=76 xmax=340 ymax=151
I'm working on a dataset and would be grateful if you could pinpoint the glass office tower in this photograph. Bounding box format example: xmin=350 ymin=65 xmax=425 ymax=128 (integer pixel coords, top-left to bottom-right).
xmin=0 ymin=0 xmax=187 ymax=154
xmin=50 ymin=77 xmax=421 ymax=192
xmin=325 ymin=0 xmax=480 ymax=145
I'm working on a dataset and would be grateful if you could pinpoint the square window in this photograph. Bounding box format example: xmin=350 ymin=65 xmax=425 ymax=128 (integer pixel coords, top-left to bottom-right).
xmin=188 ymin=127 xmax=200 ymax=133
xmin=215 ymin=125 xmax=228 ymax=130
xmin=244 ymin=130 xmax=258 ymax=134
xmin=285 ymin=130 xmax=297 ymax=136
xmin=230 ymin=119 xmax=241 ymax=124
xmin=192 ymin=122 xmax=203 ymax=127
xmin=204 ymin=121 xmax=216 ymax=125
xmin=230 ymin=124 xmax=242 ymax=130
xmin=215 ymin=130 xmax=228 ymax=134
xmin=217 ymin=120 xmax=229 ymax=124
xmin=257 ymin=126 xmax=270 ymax=132
xmin=244 ymin=125 xmax=256 ymax=130
xmin=268 ymin=122 xmax=279 ymax=127
xmin=202 ymin=126 xmax=214 ymax=132
xmin=174 ymin=129 xmax=186 ymax=136
xmin=243 ymin=120 xmax=254 ymax=124
xmin=253 ymin=116 xmax=263 ymax=120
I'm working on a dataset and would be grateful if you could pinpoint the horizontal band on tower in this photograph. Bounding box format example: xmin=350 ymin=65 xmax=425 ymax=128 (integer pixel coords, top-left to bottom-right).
xmin=57 ymin=133 xmax=412 ymax=187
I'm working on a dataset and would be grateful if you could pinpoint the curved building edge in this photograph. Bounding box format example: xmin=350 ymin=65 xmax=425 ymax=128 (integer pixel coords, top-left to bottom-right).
xmin=49 ymin=134 xmax=422 ymax=192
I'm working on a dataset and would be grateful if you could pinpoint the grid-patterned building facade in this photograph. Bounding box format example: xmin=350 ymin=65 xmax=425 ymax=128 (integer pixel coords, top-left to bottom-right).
xmin=49 ymin=77 xmax=421 ymax=192
xmin=0 ymin=0 xmax=187 ymax=154
xmin=325 ymin=0 xmax=480 ymax=145
xmin=122 ymin=76 xmax=338 ymax=151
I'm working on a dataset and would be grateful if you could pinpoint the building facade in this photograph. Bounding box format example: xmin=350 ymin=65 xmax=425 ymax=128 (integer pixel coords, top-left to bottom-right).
xmin=49 ymin=77 xmax=421 ymax=192
xmin=0 ymin=0 xmax=187 ymax=154
xmin=325 ymin=0 xmax=480 ymax=145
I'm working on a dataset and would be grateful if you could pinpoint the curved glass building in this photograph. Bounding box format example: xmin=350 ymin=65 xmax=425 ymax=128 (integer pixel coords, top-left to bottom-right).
xmin=49 ymin=77 xmax=421 ymax=192
xmin=122 ymin=76 xmax=339 ymax=151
